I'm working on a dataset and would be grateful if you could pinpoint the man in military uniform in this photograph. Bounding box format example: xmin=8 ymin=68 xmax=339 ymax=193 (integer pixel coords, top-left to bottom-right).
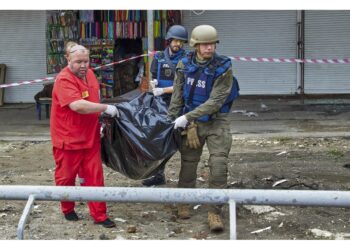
xmin=141 ymin=25 xmax=188 ymax=186
xmin=168 ymin=25 xmax=237 ymax=232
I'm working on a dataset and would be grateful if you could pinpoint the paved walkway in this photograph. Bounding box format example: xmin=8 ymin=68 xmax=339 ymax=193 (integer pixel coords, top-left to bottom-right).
xmin=1 ymin=96 xmax=350 ymax=141
xmin=230 ymin=97 xmax=350 ymax=138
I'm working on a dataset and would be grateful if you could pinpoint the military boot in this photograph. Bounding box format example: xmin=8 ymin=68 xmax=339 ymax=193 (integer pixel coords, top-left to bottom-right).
xmin=177 ymin=204 xmax=190 ymax=219
xmin=142 ymin=172 xmax=166 ymax=186
xmin=208 ymin=211 xmax=224 ymax=232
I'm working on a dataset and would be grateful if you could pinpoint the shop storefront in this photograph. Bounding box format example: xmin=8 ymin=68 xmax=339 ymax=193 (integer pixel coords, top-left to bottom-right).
xmin=0 ymin=10 xmax=181 ymax=103
xmin=304 ymin=10 xmax=350 ymax=94
xmin=182 ymin=10 xmax=298 ymax=95
xmin=1 ymin=10 xmax=350 ymax=103
xmin=182 ymin=10 xmax=350 ymax=95
xmin=0 ymin=10 xmax=47 ymax=103
xmin=47 ymin=10 xmax=181 ymax=98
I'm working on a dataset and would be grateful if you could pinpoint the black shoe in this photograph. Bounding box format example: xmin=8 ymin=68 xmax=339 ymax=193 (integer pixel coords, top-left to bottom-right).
xmin=142 ymin=173 xmax=166 ymax=186
xmin=64 ymin=211 xmax=79 ymax=221
xmin=94 ymin=218 xmax=116 ymax=228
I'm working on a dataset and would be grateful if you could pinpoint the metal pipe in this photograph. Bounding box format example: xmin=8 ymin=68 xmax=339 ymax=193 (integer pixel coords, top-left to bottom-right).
xmin=300 ymin=10 xmax=305 ymax=95
xmin=296 ymin=10 xmax=302 ymax=93
xmin=229 ymin=199 xmax=237 ymax=240
xmin=17 ymin=194 xmax=36 ymax=240
xmin=296 ymin=10 xmax=305 ymax=96
xmin=1 ymin=186 xmax=350 ymax=207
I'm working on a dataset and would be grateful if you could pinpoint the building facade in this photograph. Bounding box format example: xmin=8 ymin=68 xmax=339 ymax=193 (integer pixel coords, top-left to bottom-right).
xmin=1 ymin=10 xmax=350 ymax=103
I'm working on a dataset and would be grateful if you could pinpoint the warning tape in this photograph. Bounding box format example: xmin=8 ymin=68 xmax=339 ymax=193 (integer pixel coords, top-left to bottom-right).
xmin=0 ymin=51 xmax=156 ymax=89
xmin=92 ymin=52 xmax=153 ymax=70
xmin=1 ymin=52 xmax=350 ymax=89
xmin=0 ymin=77 xmax=56 ymax=89
xmin=230 ymin=56 xmax=350 ymax=64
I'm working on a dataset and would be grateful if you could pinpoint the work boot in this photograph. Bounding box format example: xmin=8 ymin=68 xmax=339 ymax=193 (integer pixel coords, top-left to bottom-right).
xmin=64 ymin=211 xmax=79 ymax=221
xmin=94 ymin=218 xmax=116 ymax=228
xmin=208 ymin=211 xmax=224 ymax=232
xmin=142 ymin=173 xmax=166 ymax=186
xmin=177 ymin=204 xmax=190 ymax=219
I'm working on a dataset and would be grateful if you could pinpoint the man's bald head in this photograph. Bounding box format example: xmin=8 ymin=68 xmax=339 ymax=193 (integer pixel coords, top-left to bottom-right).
xmin=64 ymin=41 xmax=78 ymax=59
xmin=68 ymin=45 xmax=90 ymax=79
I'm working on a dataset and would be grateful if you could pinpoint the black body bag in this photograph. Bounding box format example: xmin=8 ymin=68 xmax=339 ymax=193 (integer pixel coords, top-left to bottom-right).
xmin=101 ymin=92 xmax=181 ymax=179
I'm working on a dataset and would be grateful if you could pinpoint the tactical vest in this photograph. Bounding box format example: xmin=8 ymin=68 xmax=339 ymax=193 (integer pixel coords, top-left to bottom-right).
xmin=181 ymin=52 xmax=239 ymax=122
xmin=155 ymin=48 xmax=186 ymax=88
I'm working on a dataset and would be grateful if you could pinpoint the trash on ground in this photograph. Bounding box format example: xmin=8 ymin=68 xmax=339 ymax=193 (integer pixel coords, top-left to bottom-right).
xmin=244 ymin=205 xmax=275 ymax=215
xmin=193 ymin=205 xmax=201 ymax=210
xmin=250 ymin=226 xmax=272 ymax=234
xmin=231 ymin=110 xmax=246 ymax=114
xmin=276 ymin=150 xmax=287 ymax=156
xmin=244 ymin=112 xmax=258 ymax=117
xmin=309 ymin=228 xmax=333 ymax=239
xmin=197 ymin=177 xmax=205 ymax=182
xmin=272 ymin=179 xmax=288 ymax=187
xmin=114 ymin=217 xmax=127 ymax=223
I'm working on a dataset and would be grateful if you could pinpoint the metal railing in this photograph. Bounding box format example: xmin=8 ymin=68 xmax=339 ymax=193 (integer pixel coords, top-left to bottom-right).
xmin=1 ymin=185 xmax=350 ymax=240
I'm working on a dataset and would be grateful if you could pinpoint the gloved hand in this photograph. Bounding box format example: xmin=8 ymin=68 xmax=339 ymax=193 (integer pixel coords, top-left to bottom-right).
xmin=153 ymin=88 xmax=164 ymax=96
xmin=185 ymin=122 xmax=201 ymax=149
xmin=149 ymin=79 xmax=158 ymax=89
xmin=174 ymin=115 xmax=188 ymax=129
xmin=104 ymin=105 xmax=119 ymax=118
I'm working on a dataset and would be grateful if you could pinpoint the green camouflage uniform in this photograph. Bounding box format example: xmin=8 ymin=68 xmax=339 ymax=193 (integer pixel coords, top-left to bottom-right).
xmin=168 ymin=53 xmax=233 ymax=214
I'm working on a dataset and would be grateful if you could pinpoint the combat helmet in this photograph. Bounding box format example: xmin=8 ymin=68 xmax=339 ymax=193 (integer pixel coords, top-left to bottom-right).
xmin=189 ymin=25 xmax=219 ymax=47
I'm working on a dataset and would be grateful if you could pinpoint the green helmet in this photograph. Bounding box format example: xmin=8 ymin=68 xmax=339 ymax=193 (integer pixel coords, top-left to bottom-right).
xmin=189 ymin=25 xmax=219 ymax=47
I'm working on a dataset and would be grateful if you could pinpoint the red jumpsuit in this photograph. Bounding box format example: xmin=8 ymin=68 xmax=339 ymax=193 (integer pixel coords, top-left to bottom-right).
xmin=50 ymin=67 xmax=107 ymax=222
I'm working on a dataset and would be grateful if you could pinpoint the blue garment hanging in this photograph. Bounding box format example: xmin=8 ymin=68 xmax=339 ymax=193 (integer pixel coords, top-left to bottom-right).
xmin=108 ymin=22 xmax=114 ymax=39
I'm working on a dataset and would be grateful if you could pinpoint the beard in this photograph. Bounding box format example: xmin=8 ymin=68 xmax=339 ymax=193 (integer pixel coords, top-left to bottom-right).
xmin=169 ymin=45 xmax=181 ymax=54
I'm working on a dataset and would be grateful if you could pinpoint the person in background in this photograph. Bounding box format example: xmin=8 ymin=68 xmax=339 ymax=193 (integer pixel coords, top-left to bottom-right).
xmin=141 ymin=25 xmax=189 ymax=187
xmin=50 ymin=45 xmax=119 ymax=228
xmin=168 ymin=25 xmax=236 ymax=232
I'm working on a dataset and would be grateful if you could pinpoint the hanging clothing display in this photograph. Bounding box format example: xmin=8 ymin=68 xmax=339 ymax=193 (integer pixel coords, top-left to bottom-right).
xmin=79 ymin=10 xmax=94 ymax=23
xmin=77 ymin=10 xmax=179 ymax=39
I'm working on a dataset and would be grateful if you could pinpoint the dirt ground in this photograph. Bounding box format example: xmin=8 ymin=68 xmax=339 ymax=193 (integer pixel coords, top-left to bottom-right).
xmin=1 ymin=135 xmax=350 ymax=240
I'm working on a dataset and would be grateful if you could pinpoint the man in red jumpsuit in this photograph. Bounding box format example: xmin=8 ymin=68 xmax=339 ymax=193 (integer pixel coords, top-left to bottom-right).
xmin=50 ymin=45 xmax=118 ymax=228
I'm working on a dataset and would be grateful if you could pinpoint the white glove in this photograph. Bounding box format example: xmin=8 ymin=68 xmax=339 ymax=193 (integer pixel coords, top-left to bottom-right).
xmin=150 ymin=79 xmax=158 ymax=88
xmin=174 ymin=115 xmax=188 ymax=129
xmin=153 ymin=88 xmax=164 ymax=96
xmin=104 ymin=105 xmax=119 ymax=117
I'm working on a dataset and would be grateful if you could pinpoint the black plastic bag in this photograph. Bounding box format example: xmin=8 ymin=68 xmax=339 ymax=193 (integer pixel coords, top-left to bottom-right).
xmin=101 ymin=91 xmax=181 ymax=180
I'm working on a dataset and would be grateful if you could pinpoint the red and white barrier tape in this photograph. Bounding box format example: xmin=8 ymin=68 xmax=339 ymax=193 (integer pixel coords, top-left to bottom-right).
xmin=1 ymin=52 xmax=350 ymax=89
xmin=92 ymin=52 xmax=153 ymax=70
xmin=0 ymin=51 xmax=156 ymax=89
xmin=0 ymin=77 xmax=56 ymax=89
xmin=230 ymin=56 xmax=350 ymax=64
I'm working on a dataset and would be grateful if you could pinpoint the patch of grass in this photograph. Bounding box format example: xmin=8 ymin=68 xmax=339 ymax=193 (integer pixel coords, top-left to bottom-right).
xmin=327 ymin=148 xmax=344 ymax=161
xmin=273 ymin=137 xmax=292 ymax=143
